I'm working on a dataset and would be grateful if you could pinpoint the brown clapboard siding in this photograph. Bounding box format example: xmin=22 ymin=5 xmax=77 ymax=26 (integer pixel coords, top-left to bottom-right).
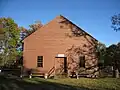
xmin=23 ymin=15 xmax=98 ymax=76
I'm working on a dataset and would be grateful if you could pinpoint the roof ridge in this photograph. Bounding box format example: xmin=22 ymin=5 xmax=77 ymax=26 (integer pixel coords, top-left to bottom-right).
xmin=56 ymin=15 xmax=98 ymax=41
xmin=23 ymin=15 xmax=98 ymax=42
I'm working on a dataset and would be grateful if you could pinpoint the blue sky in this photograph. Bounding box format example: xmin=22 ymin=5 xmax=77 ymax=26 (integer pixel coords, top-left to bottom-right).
xmin=0 ymin=0 xmax=120 ymax=46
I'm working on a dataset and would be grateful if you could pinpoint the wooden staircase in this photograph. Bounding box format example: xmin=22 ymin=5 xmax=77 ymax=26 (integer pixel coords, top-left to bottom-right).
xmin=29 ymin=66 xmax=55 ymax=78
xmin=47 ymin=66 xmax=55 ymax=78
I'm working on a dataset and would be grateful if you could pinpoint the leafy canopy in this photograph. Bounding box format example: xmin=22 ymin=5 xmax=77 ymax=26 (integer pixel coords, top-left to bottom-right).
xmin=111 ymin=14 xmax=120 ymax=31
xmin=0 ymin=17 xmax=20 ymax=66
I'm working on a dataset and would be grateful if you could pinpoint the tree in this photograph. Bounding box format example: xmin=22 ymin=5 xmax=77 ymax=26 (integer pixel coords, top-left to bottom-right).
xmin=111 ymin=14 xmax=120 ymax=31
xmin=0 ymin=18 xmax=42 ymax=67
xmin=0 ymin=17 xmax=20 ymax=66
xmin=19 ymin=21 xmax=43 ymax=40
xmin=96 ymin=42 xmax=106 ymax=66
xmin=29 ymin=21 xmax=42 ymax=32
xmin=105 ymin=43 xmax=120 ymax=78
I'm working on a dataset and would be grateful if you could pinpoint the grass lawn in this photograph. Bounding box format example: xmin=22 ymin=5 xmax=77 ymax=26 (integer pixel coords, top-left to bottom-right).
xmin=0 ymin=75 xmax=120 ymax=90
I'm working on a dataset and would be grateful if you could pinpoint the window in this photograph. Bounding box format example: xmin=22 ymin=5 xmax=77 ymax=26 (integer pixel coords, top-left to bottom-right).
xmin=37 ymin=56 xmax=43 ymax=67
xmin=79 ymin=56 xmax=85 ymax=68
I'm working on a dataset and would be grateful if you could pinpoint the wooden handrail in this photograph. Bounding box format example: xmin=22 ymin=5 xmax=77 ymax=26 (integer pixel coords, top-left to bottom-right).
xmin=47 ymin=66 xmax=55 ymax=77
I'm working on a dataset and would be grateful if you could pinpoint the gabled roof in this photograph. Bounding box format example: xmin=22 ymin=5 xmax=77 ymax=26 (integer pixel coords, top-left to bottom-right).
xmin=23 ymin=15 xmax=98 ymax=42
xmin=58 ymin=15 xmax=98 ymax=42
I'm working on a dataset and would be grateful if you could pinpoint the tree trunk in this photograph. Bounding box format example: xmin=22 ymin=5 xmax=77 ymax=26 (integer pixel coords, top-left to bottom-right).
xmin=113 ymin=65 xmax=119 ymax=78
xmin=113 ymin=64 xmax=116 ymax=78
xmin=115 ymin=69 xmax=119 ymax=78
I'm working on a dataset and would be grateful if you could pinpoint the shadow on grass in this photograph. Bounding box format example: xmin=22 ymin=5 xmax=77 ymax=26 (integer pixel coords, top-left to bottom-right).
xmin=0 ymin=75 xmax=90 ymax=90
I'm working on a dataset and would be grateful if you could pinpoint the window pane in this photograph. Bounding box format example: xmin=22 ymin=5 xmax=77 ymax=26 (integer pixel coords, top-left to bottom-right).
xmin=38 ymin=59 xmax=43 ymax=62
xmin=38 ymin=56 xmax=43 ymax=60
xmin=37 ymin=63 xmax=43 ymax=67
xmin=37 ymin=56 xmax=43 ymax=67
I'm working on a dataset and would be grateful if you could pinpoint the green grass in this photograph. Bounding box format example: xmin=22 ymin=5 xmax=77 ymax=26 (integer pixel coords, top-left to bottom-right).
xmin=0 ymin=75 xmax=120 ymax=90
xmin=24 ymin=78 xmax=120 ymax=90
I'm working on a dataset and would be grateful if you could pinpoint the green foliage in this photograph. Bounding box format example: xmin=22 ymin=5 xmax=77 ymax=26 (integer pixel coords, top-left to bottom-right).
xmin=105 ymin=43 xmax=120 ymax=78
xmin=111 ymin=13 xmax=120 ymax=31
xmin=24 ymin=78 xmax=120 ymax=90
xmin=96 ymin=42 xmax=106 ymax=66
xmin=0 ymin=17 xmax=20 ymax=66
xmin=105 ymin=43 xmax=120 ymax=66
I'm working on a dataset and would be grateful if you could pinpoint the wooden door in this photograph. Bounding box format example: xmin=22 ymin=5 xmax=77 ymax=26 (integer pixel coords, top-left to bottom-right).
xmin=55 ymin=57 xmax=67 ymax=75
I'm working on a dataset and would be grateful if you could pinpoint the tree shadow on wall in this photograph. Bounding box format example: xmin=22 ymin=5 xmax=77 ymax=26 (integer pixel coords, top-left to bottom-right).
xmin=57 ymin=16 xmax=99 ymax=76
